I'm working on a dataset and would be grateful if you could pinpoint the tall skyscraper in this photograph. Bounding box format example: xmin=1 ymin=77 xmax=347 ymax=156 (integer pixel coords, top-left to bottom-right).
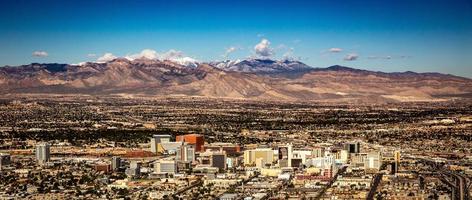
xmin=111 ymin=156 xmax=121 ymax=171
xmin=36 ymin=142 xmax=50 ymax=164
xmin=394 ymin=150 xmax=401 ymax=173
xmin=345 ymin=142 xmax=360 ymax=153
xmin=176 ymin=144 xmax=195 ymax=162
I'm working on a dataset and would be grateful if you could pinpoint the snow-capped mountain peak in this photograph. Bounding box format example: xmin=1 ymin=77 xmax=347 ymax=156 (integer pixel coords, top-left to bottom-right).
xmin=210 ymin=58 xmax=311 ymax=73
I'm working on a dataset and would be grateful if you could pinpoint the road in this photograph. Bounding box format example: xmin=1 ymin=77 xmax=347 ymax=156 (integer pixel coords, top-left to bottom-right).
xmin=450 ymin=172 xmax=469 ymax=200
xmin=314 ymin=166 xmax=347 ymax=200
xmin=419 ymin=158 xmax=470 ymax=200
xmin=171 ymin=179 xmax=203 ymax=199
xmin=366 ymin=173 xmax=384 ymax=200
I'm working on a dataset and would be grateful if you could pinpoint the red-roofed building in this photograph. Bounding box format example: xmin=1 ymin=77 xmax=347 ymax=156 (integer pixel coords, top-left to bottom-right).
xmin=176 ymin=134 xmax=204 ymax=152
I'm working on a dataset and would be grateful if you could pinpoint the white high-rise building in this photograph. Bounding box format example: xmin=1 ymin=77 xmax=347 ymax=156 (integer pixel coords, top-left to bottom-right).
xmin=36 ymin=142 xmax=50 ymax=164
xmin=126 ymin=161 xmax=141 ymax=177
xmin=310 ymin=155 xmax=335 ymax=168
xmin=365 ymin=151 xmax=382 ymax=170
xmin=312 ymin=147 xmax=325 ymax=158
xmin=287 ymin=144 xmax=293 ymax=167
xmin=339 ymin=150 xmax=349 ymax=164
xmin=176 ymin=144 xmax=195 ymax=162
xmin=154 ymin=159 xmax=177 ymax=174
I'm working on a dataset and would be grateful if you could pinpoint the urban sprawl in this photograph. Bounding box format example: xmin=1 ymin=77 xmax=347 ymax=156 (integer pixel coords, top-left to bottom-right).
xmin=0 ymin=97 xmax=471 ymax=200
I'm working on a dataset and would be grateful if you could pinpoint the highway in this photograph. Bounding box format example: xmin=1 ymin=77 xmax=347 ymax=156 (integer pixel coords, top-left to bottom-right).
xmin=419 ymin=158 xmax=470 ymax=200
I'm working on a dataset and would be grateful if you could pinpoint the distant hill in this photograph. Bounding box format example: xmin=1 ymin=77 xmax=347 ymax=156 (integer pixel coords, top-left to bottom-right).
xmin=1 ymin=58 xmax=471 ymax=102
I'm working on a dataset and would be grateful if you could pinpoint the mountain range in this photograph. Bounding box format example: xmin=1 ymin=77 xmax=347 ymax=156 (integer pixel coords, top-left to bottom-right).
xmin=1 ymin=58 xmax=471 ymax=102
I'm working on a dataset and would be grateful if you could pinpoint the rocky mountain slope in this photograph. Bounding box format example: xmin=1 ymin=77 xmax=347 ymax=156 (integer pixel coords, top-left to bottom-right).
xmin=1 ymin=58 xmax=471 ymax=102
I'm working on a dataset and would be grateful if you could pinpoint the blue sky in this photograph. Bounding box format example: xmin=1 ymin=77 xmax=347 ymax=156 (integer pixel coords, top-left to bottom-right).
xmin=0 ymin=0 xmax=471 ymax=77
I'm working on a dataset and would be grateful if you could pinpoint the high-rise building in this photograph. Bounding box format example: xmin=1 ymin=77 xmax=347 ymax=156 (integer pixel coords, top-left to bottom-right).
xmin=277 ymin=144 xmax=294 ymax=167
xmin=36 ymin=142 xmax=50 ymax=164
xmin=339 ymin=150 xmax=349 ymax=164
xmin=210 ymin=151 xmax=227 ymax=171
xmin=111 ymin=156 xmax=121 ymax=171
xmin=0 ymin=153 xmax=11 ymax=170
xmin=312 ymin=146 xmax=325 ymax=158
xmin=345 ymin=142 xmax=360 ymax=153
xmin=365 ymin=152 xmax=382 ymax=171
xmin=150 ymin=135 xmax=172 ymax=153
xmin=292 ymin=149 xmax=312 ymax=165
xmin=154 ymin=159 xmax=177 ymax=174
xmin=199 ymin=150 xmax=227 ymax=171
xmin=159 ymin=142 xmax=184 ymax=154
xmin=310 ymin=155 xmax=335 ymax=169
xmin=394 ymin=150 xmax=401 ymax=173
xmin=244 ymin=148 xmax=274 ymax=166
xmin=126 ymin=161 xmax=141 ymax=177
xmin=176 ymin=134 xmax=204 ymax=152
xmin=351 ymin=153 xmax=368 ymax=168
xmin=176 ymin=144 xmax=195 ymax=162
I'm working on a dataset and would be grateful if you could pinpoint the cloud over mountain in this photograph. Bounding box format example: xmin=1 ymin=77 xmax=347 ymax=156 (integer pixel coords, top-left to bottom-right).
xmin=32 ymin=51 xmax=48 ymax=57
xmin=125 ymin=49 xmax=159 ymax=60
xmin=97 ymin=53 xmax=117 ymax=63
xmin=223 ymin=46 xmax=240 ymax=58
xmin=254 ymin=39 xmax=273 ymax=57
xmin=344 ymin=53 xmax=358 ymax=61
xmin=329 ymin=48 xmax=343 ymax=53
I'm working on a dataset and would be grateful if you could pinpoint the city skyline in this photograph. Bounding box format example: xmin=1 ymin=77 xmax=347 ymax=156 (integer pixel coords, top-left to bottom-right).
xmin=0 ymin=0 xmax=471 ymax=77
xmin=0 ymin=1 xmax=471 ymax=199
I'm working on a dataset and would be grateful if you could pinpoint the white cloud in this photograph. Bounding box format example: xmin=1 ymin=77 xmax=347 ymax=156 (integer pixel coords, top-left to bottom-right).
xmin=367 ymin=56 xmax=391 ymax=60
xmin=344 ymin=53 xmax=358 ymax=61
xmin=96 ymin=53 xmax=117 ymax=63
xmin=283 ymin=47 xmax=298 ymax=60
xmin=222 ymin=46 xmax=241 ymax=58
xmin=125 ymin=49 xmax=191 ymax=61
xmin=159 ymin=49 xmax=183 ymax=60
xmin=254 ymin=38 xmax=273 ymax=57
xmin=95 ymin=49 xmax=198 ymax=66
xmin=32 ymin=51 xmax=48 ymax=57
xmin=329 ymin=48 xmax=343 ymax=53
xmin=368 ymin=55 xmax=410 ymax=60
xmin=125 ymin=49 xmax=159 ymax=60
xmin=159 ymin=49 xmax=198 ymax=67
xmin=126 ymin=49 xmax=198 ymax=67
xmin=87 ymin=53 xmax=96 ymax=57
